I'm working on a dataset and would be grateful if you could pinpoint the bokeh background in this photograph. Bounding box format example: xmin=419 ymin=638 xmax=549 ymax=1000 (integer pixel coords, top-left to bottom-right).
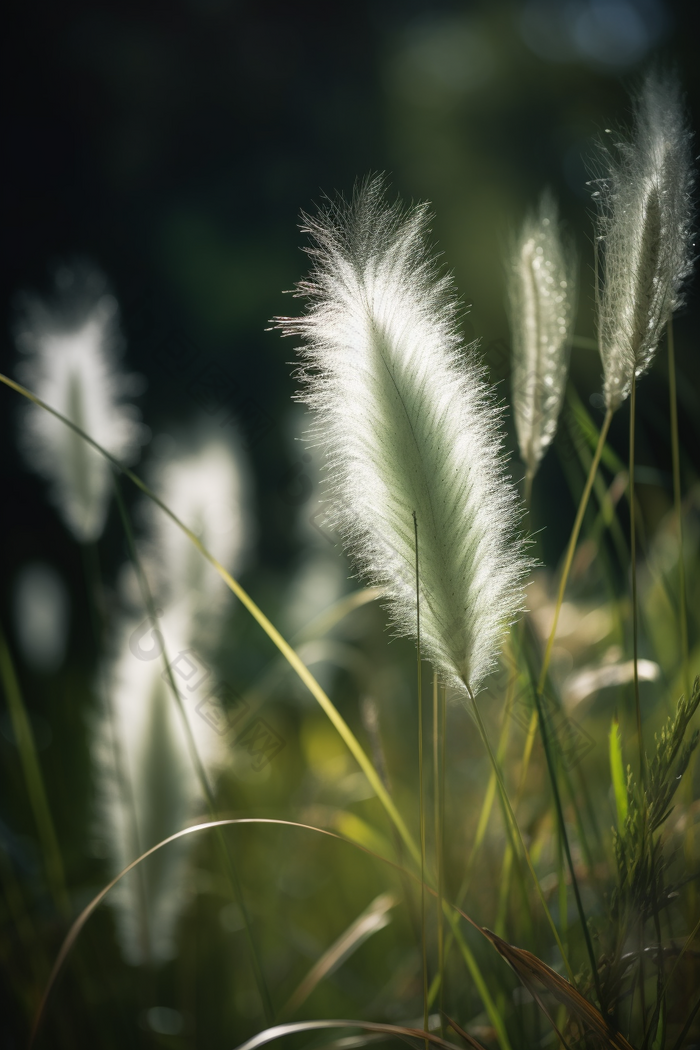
xmin=2 ymin=1 xmax=700 ymax=1047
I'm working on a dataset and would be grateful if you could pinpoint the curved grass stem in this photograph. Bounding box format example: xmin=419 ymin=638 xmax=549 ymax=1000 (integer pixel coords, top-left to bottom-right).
xmin=0 ymin=372 xmax=421 ymax=869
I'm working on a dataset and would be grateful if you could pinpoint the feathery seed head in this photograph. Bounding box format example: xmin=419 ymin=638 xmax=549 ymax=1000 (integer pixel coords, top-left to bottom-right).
xmin=507 ymin=189 xmax=576 ymax=479
xmin=277 ymin=178 xmax=531 ymax=696
xmin=92 ymin=606 xmax=225 ymax=965
xmin=14 ymin=264 xmax=145 ymax=541
xmin=142 ymin=430 xmax=253 ymax=616
xmin=594 ymin=70 xmax=695 ymax=411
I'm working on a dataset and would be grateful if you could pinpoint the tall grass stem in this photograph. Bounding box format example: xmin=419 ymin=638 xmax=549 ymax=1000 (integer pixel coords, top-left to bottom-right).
xmin=529 ymin=686 xmax=602 ymax=1004
xmin=466 ymin=685 xmax=575 ymax=984
xmin=629 ymin=376 xmax=644 ymax=784
xmin=433 ymin=672 xmax=445 ymax=1035
xmin=414 ymin=512 xmax=429 ymax=1040
xmin=0 ymin=625 xmax=70 ymax=919
xmin=667 ymin=318 xmax=690 ymax=701
xmin=538 ymin=407 xmax=612 ymax=693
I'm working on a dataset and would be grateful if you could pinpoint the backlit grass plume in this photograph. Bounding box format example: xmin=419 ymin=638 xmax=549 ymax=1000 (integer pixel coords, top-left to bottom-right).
xmin=142 ymin=430 xmax=253 ymax=620
xmin=594 ymin=70 xmax=695 ymax=411
xmin=92 ymin=605 xmax=225 ymax=965
xmin=507 ymin=190 xmax=576 ymax=485
xmin=93 ymin=432 xmax=250 ymax=964
xmin=277 ymin=178 xmax=530 ymax=695
xmin=14 ymin=264 xmax=144 ymax=541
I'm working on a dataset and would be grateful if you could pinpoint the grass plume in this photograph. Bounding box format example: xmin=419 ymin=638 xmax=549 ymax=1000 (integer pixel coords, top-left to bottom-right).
xmin=277 ymin=177 xmax=530 ymax=696
xmin=507 ymin=189 xmax=576 ymax=492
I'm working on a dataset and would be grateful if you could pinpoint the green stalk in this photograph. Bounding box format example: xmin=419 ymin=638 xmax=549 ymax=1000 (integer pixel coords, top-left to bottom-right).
xmin=466 ymin=685 xmax=575 ymax=984
xmin=413 ymin=512 xmax=429 ymax=1041
xmin=524 ymin=406 xmax=613 ymax=1005
xmin=429 ymin=647 xmax=519 ymax=1007
xmin=630 ymin=376 xmax=644 ymax=786
xmin=0 ymin=625 xmax=70 ymax=919
xmin=667 ymin=317 xmax=690 ymax=701
xmin=538 ymin=407 xmax=613 ymax=694
xmin=445 ymin=908 xmax=512 ymax=1050
xmin=427 ymin=737 xmax=502 ymax=1008
xmin=433 ymin=672 xmax=445 ymax=1036
xmin=530 ymin=686 xmax=602 ymax=1005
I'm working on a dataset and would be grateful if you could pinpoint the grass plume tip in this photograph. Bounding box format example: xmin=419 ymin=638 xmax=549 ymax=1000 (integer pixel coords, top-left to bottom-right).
xmin=593 ymin=69 xmax=695 ymax=412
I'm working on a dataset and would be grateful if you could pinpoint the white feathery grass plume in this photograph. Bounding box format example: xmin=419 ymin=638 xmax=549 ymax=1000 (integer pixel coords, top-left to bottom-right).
xmin=14 ymin=264 xmax=144 ymax=542
xmin=92 ymin=431 xmax=251 ymax=964
xmin=593 ymin=69 xmax=695 ymax=411
xmin=92 ymin=604 xmax=225 ymax=966
xmin=141 ymin=430 xmax=253 ymax=619
xmin=507 ymin=189 xmax=576 ymax=481
xmin=276 ymin=178 xmax=530 ymax=696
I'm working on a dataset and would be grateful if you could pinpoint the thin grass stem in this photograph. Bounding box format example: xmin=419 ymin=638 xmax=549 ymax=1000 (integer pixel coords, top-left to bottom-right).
xmin=529 ymin=686 xmax=602 ymax=1004
xmin=0 ymin=625 xmax=70 ymax=919
xmin=414 ymin=512 xmax=429 ymax=1041
xmin=629 ymin=376 xmax=644 ymax=786
xmin=429 ymin=651 xmax=519 ymax=1007
xmin=433 ymin=671 xmax=445 ymax=1036
xmin=465 ymin=685 xmax=575 ymax=984
xmin=538 ymin=407 xmax=613 ymax=694
xmin=667 ymin=317 xmax=690 ymax=701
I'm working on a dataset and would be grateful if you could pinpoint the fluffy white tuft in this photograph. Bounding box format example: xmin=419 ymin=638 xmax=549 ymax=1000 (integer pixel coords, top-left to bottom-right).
xmin=93 ymin=605 xmax=225 ymax=966
xmin=507 ymin=189 xmax=576 ymax=479
xmin=142 ymin=430 xmax=253 ymax=619
xmin=594 ymin=70 xmax=695 ymax=411
xmin=277 ymin=178 xmax=530 ymax=696
xmin=14 ymin=265 xmax=144 ymax=542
